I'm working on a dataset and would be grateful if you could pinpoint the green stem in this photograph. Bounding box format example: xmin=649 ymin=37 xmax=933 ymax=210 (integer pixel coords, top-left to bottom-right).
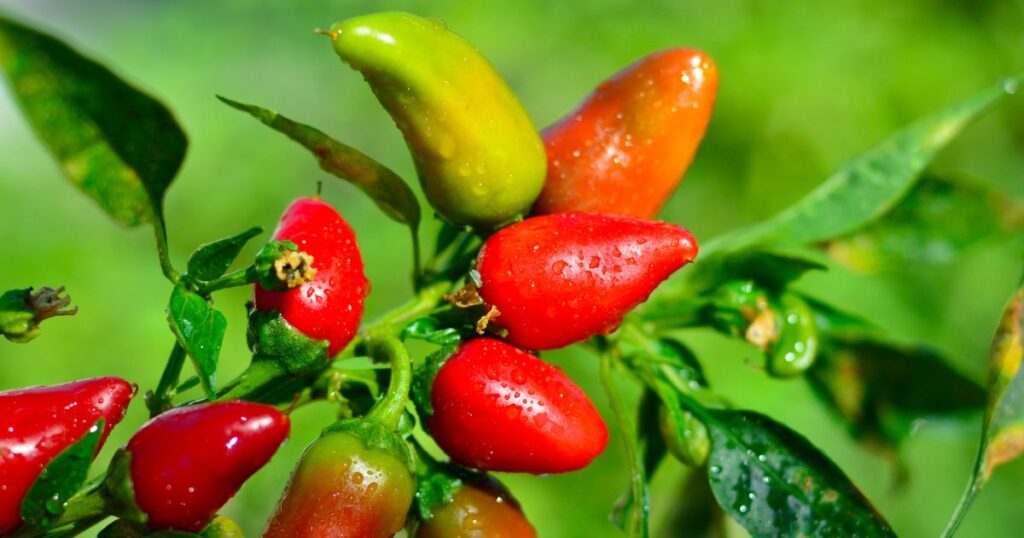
xmin=52 ymin=482 xmax=107 ymax=529
xmin=147 ymin=342 xmax=187 ymax=417
xmin=152 ymin=209 xmax=180 ymax=283
xmin=411 ymin=226 xmax=424 ymax=291
xmin=941 ymin=444 xmax=987 ymax=538
xmin=363 ymin=334 xmax=412 ymax=430
xmin=600 ymin=349 xmax=649 ymax=538
xmin=366 ymin=280 xmax=451 ymax=335
xmin=195 ymin=266 xmax=259 ymax=296
xmin=211 ymin=360 xmax=287 ymax=403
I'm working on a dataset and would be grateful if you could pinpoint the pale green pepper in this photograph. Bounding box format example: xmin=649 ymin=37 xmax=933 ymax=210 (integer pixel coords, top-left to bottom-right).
xmin=327 ymin=12 xmax=546 ymax=229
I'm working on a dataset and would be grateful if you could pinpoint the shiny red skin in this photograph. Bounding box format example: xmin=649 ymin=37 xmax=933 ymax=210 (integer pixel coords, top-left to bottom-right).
xmin=127 ymin=401 xmax=290 ymax=532
xmin=476 ymin=213 xmax=698 ymax=350
xmin=254 ymin=197 xmax=369 ymax=357
xmin=428 ymin=338 xmax=608 ymax=473
xmin=0 ymin=377 xmax=135 ymax=535
xmin=534 ymin=48 xmax=718 ymax=218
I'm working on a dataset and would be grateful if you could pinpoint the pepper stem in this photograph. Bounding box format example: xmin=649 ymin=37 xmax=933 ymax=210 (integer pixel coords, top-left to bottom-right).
xmin=363 ymin=332 xmax=412 ymax=430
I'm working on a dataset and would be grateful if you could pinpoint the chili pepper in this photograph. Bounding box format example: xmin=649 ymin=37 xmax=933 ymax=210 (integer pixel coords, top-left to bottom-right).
xmin=416 ymin=477 xmax=536 ymax=538
xmin=263 ymin=420 xmax=415 ymax=538
xmin=254 ymin=197 xmax=368 ymax=358
xmin=766 ymin=293 xmax=819 ymax=377
xmin=326 ymin=12 xmax=546 ymax=229
xmin=0 ymin=286 xmax=77 ymax=343
xmin=125 ymin=401 xmax=290 ymax=532
xmin=426 ymin=338 xmax=607 ymax=473
xmin=0 ymin=377 xmax=135 ymax=535
xmin=659 ymin=404 xmax=710 ymax=467
xmin=476 ymin=212 xmax=698 ymax=350
xmin=534 ymin=48 xmax=718 ymax=218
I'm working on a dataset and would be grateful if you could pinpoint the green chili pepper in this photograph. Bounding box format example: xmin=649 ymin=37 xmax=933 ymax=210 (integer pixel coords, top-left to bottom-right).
xmin=767 ymin=293 xmax=819 ymax=377
xmin=326 ymin=12 xmax=546 ymax=229
xmin=658 ymin=404 xmax=710 ymax=467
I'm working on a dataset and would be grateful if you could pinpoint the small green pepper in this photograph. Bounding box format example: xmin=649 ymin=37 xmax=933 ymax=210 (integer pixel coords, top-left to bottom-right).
xmin=658 ymin=404 xmax=710 ymax=467
xmin=327 ymin=12 xmax=546 ymax=229
xmin=767 ymin=293 xmax=819 ymax=377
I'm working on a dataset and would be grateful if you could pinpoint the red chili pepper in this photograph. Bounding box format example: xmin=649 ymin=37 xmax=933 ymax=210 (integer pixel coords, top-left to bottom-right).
xmin=416 ymin=479 xmax=536 ymax=538
xmin=263 ymin=424 xmax=415 ymax=538
xmin=476 ymin=212 xmax=698 ymax=350
xmin=427 ymin=338 xmax=607 ymax=474
xmin=254 ymin=197 xmax=369 ymax=357
xmin=534 ymin=48 xmax=718 ymax=218
xmin=0 ymin=377 xmax=135 ymax=535
xmin=125 ymin=401 xmax=290 ymax=532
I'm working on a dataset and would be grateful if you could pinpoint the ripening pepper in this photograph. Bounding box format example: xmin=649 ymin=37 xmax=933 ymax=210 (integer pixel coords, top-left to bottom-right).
xmin=416 ymin=477 xmax=536 ymax=538
xmin=254 ymin=197 xmax=369 ymax=358
xmin=426 ymin=338 xmax=608 ymax=473
xmin=327 ymin=12 xmax=546 ymax=229
xmin=0 ymin=377 xmax=135 ymax=535
xmin=123 ymin=401 xmax=290 ymax=532
xmin=263 ymin=421 xmax=415 ymax=538
xmin=534 ymin=48 xmax=718 ymax=218
xmin=476 ymin=212 xmax=698 ymax=350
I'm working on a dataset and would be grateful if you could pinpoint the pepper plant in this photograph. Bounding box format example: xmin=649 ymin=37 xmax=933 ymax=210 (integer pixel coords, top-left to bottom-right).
xmin=0 ymin=8 xmax=1022 ymax=538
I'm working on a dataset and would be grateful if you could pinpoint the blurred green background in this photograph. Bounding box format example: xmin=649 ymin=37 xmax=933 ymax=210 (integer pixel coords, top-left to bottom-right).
xmin=2 ymin=1 xmax=1023 ymax=536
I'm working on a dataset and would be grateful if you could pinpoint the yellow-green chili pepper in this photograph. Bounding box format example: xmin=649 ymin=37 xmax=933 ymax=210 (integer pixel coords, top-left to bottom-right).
xmin=327 ymin=12 xmax=546 ymax=229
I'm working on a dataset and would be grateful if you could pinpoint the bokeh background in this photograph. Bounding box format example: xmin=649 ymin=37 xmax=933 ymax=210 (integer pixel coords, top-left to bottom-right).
xmin=2 ymin=1 xmax=1024 ymax=536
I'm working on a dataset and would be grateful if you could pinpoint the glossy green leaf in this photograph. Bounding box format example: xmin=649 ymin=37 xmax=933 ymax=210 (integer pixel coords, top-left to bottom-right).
xmin=20 ymin=420 xmax=103 ymax=529
xmin=167 ymin=284 xmax=226 ymax=398
xmin=706 ymin=76 xmax=1020 ymax=254
xmin=808 ymin=335 xmax=984 ymax=457
xmin=706 ymin=410 xmax=894 ymax=537
xmin=824 ymin=174 xmax=1024 ymax=272
xmin=186 ymin=226 xmax=262 ymax=281
xmin=0 ymin=16 xmax=186 ymax=226
xmin=217 ymin=96 xmax=420 ymax=228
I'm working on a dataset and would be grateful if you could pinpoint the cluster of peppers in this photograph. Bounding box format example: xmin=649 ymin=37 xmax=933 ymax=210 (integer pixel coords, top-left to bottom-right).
xmin=0 ymin=10 xmax=836 ymax=537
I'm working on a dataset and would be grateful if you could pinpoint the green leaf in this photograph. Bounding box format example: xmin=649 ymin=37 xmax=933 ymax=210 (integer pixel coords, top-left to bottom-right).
xmin=0 ymin=16 xmax=186 ymax=227
xmin=707 ymin=76 xmax=1020 ymax=254
xmin=807 ymin=335 xmax=984 ymax=459
xmin=706 ymin=409 xmax=895 ymax=537
xmin=20 ymin=420 xmax=103 ymax=529
xmin=688 ymin=247 xmax=828 ymax=295
xmin=980 ymin=286 xmax=1024 ymax=482
xmin=217 ymin=96 xmax=420 ymax=228
xmin=167 ymin=284 xmax=226 ymax=398
xmin=186 ymin=226 xmax=262 ymax=281
xmin=824 ymin=174 xmax=1024 ymax=273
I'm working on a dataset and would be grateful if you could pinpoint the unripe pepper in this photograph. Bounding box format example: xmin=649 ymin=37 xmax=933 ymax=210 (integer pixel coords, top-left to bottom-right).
xmin=263 ymin=421 xmax=415 ymax=538
xmin=534 ymin=48 xmax=718 ymax=218
xmin=0 ymin=377 xmax=135 ymax=535
xmin=416 ymin=478 xmax=536 ymax=538
xmin=125 ymin=401 xmax=290 ymax=532
xmin=476 ymin=213 xmax=698 ymax=350
xmin=766 ymin=293 xmax=819 ymax=378
xmin=254 ymin=197 xmax=368 ymax=357
xmin=327 ymin=12 xmax=546 ymax=229
xmin=659 ymin=404 xmax=710 ymax=467
xmin=427 ymin=338 xmax=608 ymax=473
